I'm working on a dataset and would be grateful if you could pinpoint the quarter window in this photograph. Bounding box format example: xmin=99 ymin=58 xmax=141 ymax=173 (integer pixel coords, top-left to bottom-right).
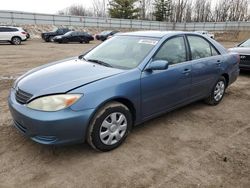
xmin=153 ymin=36 xmax=187 ymax=65
xmin=187 ymin=36 xmax=219 ymax=60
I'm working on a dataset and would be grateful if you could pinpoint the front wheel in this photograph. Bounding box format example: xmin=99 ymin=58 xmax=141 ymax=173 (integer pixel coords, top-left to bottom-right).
xmin=87 ymin=102 xmax=132 ymax=151
xmin=205 ymin=77 xmax=226 ymax=105
xmin=49 ymin=36 xmax=54 ymax=42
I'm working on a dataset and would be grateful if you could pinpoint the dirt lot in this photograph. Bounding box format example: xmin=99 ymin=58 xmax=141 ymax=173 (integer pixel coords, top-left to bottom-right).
xmin=0 ymin=40 xmax=249 ymax=188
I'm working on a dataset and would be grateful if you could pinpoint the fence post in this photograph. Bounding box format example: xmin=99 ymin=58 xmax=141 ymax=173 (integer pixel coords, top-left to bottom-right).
xmin=11 ymin=12 xmax=14 ymax=24
xmin=34 ymin=13 xmax=36 ymax=24
xmin=52 ymin=15 xmax=55 ymax=25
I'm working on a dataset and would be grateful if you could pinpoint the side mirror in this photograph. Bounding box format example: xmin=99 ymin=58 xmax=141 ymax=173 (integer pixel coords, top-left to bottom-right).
xmin=145 ymin=60 xmax=169 ymax=71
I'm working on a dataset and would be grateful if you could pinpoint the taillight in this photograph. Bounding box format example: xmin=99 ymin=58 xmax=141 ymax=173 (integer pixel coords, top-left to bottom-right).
xmin=21 ymin=32 xmax=27 ymax=35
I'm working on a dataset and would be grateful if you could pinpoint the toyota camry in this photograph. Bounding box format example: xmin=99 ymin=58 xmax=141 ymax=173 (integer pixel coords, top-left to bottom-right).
xmin=9 ymin=31 xmax=240 ymax=151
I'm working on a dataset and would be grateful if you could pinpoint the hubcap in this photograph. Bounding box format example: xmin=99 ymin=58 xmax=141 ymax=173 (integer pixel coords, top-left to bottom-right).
xmin=13 ymin=38 xmax=20 ymax=44
xmin=99 ymin=112 xmax=127 ymax=145
xmin=214 ymin=81 xmax=225 ymax=101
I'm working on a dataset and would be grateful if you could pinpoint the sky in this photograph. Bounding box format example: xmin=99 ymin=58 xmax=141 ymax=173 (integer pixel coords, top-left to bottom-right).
xmin=1 ymin=0 xmax=94 ymax=14
xmin=1 ymin=0 xmax=248 ymax=15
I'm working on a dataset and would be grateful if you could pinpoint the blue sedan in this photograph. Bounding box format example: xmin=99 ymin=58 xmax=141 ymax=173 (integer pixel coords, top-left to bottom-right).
xmin=9 ymin=31 xmax=240 ymax=151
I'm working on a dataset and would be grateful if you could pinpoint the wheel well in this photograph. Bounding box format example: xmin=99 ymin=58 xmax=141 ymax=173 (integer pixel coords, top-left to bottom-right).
xmin=96 ymin=98 xmax=136 ymax=124
xmin=11 ymin=36 xmax=21 ymax=40
xmin=222 ymin=73 xmax=229 ymax=87
xmin=113 ymin=98 xmax=136 ymax=123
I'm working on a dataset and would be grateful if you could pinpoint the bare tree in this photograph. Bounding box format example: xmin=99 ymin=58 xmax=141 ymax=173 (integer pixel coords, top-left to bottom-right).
xmin=58 ymin=4 xmax=94 ymax=16
xmin=173 ymin=0 xmax=188 ymax=22
xmin=228 ymin=0 xmax=248 ymax=21
xmin=213 ymin=0 xmax=231 ymax=22
xmin=92 ymin=0 xmax=107 ymax=17
xmin=184 ymin=0 xmax=192 ymax=22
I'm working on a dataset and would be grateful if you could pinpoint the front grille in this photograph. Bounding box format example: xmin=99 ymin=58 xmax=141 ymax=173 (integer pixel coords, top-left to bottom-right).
xmin=15 ymin=88 xmax=33 ymax=104
xmin=240 ymin=59 xmax=250 ymax=66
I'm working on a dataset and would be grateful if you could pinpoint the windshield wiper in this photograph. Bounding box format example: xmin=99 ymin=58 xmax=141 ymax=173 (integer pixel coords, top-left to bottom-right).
xmin=86 ymin=59 xmax=113 ymax=67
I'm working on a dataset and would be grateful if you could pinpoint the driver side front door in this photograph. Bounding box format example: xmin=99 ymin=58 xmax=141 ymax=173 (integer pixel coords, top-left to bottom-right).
xmin=141 ymin=35 xmax=192 ymax=119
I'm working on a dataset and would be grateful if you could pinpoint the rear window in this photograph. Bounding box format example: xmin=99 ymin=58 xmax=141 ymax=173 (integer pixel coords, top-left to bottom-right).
xmin=187 ymin=35 xmax=219 ymax=60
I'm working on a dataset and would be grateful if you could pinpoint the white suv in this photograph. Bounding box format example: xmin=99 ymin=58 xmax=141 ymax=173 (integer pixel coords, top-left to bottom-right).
xmin=0 ymin=26 xmax=27 ymax=45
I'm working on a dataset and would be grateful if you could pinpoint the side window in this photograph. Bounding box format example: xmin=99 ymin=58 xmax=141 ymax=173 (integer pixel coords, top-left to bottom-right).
xmin=8 ymin=28 xmax=18 ymax=32
xmin=187 ymin=36 xmax=219 ymax=60
xmin=153 ymin=36 xmax=187 ymax=65
xmin=0 ymin=27 xmax=4 ymax=32
xmin=0 ymin=27 xmax=9 ymax=32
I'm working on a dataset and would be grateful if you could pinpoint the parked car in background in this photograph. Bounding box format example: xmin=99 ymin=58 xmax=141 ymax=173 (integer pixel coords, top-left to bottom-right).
xmin=96 ymin=30 xmax=119 ymax=41
xmin=23 ymin=29 xmax=30 ymax=40
xmin=228 ymin=39 xmax=250 ymax=70
xmin=41 ymin=28 xmax=71 ymax=42
xmin=53 ymin=31 xmax=94 ymax=43
xmin=9 ymin=31 xmax=239 ymax=151
xmin=0 ymin=26 xmax=27 ymax=45
xmin=195 ymin=31 xmax=215 ymax=39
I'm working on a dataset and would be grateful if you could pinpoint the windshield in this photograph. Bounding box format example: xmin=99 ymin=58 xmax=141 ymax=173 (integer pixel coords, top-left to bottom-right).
xmin=101 ymin=31 xmax=111 ymax=35
xmin=83 ymin=36 xmax=159 ymax=69
xmin=239 ymin=39 xmax=250 ymax=47
xmin=52 ymin=28 xmax=58 ymax=32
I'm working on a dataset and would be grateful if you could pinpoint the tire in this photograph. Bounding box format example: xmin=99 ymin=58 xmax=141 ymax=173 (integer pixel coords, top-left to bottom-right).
xmin=11 ymin=37 xmax=21 ymax=45
xmin=49 ymin=36 xmax=54 ymax=42
xmin=204 ymin=76 xmax=226 ymax=105
xmin=87 ymin=102 xmax=132 ymax=152
xmin=85 ymin=40 xmax=89 ymax=44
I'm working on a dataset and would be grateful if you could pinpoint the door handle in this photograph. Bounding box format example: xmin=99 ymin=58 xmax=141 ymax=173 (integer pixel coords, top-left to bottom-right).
xmin=182 ymin=69 xmax=191 ymax=74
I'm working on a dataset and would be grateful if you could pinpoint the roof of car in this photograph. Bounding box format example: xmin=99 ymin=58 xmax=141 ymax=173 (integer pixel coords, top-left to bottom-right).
xmin=0 ymin=25 xmax=18 ymax=28
xmin=118 ymin=31 xmax=189 ymax=38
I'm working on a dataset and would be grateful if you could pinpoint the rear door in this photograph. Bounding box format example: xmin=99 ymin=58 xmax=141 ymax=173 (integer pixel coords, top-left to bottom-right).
xmin=71 ymin=32 xmax=79 ymax=42
xmin=141 ymin=35 xmax=192 ymax=118
xmin=186 ymin=35 xmax=222 ymax=99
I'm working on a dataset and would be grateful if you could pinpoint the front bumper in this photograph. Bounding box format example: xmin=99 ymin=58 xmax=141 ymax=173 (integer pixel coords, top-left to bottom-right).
xmin=8 ymin=88 xmax=95 ymax=145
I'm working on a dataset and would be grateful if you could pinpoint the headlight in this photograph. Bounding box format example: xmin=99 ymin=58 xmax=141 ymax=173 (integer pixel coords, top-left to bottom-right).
xmin=27 ymin=94 xmax=82 ymax=111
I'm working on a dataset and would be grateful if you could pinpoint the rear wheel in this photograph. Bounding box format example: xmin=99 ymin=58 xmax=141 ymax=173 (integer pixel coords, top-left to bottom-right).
xmin=87 ymin=102 xmax=132 ymax=151
xmin=11 ymin=37 xmax=21 ymax=45
xmin=205 ymin=77 xmax=226 ymax=105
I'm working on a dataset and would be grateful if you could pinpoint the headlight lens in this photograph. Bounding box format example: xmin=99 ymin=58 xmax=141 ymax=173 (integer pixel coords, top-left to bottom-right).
xmin=27 ymin=94 xmax=82 ymax=111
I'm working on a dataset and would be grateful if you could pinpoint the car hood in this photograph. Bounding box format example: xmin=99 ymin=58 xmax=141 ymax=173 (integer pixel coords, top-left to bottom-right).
xmin=16 ymin=58 xmax=125 ymax=97
xmin=228 ymin=47 xmax=250 ymax=55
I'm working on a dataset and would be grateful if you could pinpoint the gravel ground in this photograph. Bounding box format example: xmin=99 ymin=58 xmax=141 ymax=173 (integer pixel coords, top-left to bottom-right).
xmin=0 ymin=40 xmax=249 ymax=188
